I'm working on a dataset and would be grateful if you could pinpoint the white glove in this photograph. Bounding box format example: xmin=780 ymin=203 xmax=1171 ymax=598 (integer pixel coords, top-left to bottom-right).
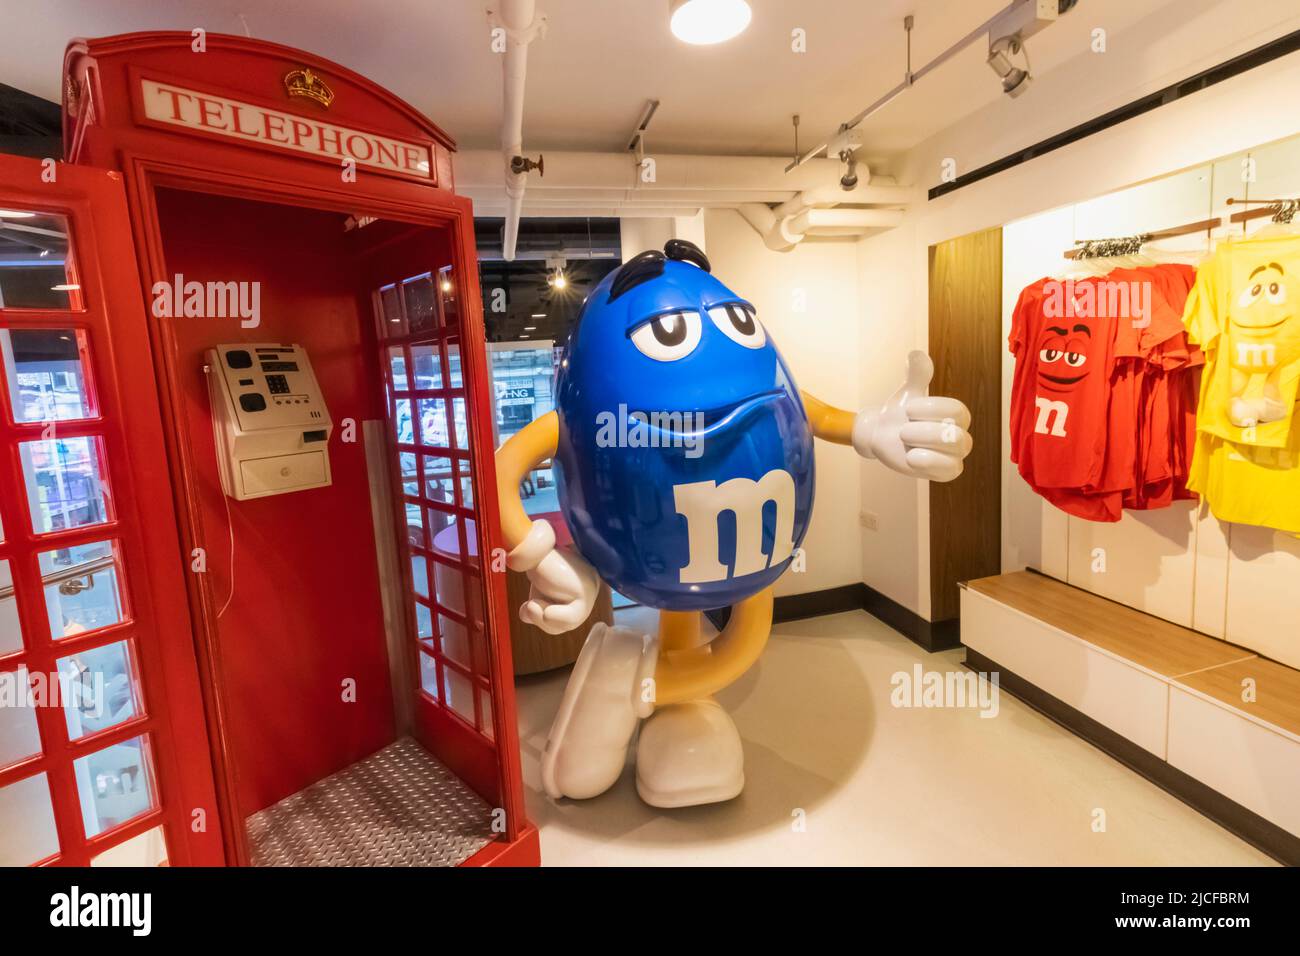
xmin=852 ymin=351 xmax=972 ymax=482
xmin=507 ymin=519 xmax=600 ymax=635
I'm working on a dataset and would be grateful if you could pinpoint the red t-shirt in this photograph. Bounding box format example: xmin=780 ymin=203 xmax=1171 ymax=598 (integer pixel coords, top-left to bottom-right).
xmin=1009 ymin=263 xmax=1201 ymax=521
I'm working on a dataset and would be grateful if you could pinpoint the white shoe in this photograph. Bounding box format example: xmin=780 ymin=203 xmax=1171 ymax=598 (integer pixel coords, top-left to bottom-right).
xmin=635 ymin=698 xmax=745 ymax=808
xmin=541 ymin=623 xmax=657 ymax=800
xmin=1259 ymin=396 xmax=1287 ymax=423
xmin=1229 ymin=396 xmax=1260 ymax=428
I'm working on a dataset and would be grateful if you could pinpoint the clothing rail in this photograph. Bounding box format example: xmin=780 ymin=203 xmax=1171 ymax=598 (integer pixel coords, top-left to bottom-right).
xmin=1063 ymin=216 xmax=1222 ymax=260
xmin=1226 ymin=197 xmax=1299 ymax=225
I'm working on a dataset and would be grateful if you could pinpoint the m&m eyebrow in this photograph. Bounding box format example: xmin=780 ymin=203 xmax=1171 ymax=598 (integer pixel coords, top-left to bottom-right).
xmin=1249 ymin=262 xmax=1285 ymax=279
xmin=703 ymin=298 xmax=756 ymax=313
xmin=1073 ymin=324 xmax=1091 ymax=336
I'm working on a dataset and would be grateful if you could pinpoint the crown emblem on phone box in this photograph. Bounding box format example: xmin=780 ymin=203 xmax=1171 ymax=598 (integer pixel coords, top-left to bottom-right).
xmin=283 ymin=68 xmax=334 ymax=107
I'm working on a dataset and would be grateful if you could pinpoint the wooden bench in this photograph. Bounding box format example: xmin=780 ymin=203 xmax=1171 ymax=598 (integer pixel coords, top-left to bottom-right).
xmin=962 ymin=570 xmax=1300 ymax=864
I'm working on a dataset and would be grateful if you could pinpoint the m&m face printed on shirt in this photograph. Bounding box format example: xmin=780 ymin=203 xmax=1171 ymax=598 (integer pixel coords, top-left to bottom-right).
xmin=1035 ymin=317 xmax=1094 ymax=396
xmin=1233 ymin=261 xmax=1290 ymax=333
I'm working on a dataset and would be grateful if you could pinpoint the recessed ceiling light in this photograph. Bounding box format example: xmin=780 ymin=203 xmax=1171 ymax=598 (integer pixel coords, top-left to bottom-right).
xmin=670 ymin=0 xmax=751 ymax=45
xmin=51 ymin=284 xmax=80 ymax=291
xmin=524 ymin=326 xmax=536 ymax=331
xmin=531 ymin=313 xmax=546 ymax=318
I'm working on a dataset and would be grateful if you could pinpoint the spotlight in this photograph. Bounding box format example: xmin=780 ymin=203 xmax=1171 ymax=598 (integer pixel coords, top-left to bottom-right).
xmin=984 ymin=0 xmax=1080 ymax=98
xmin=549 ymin=269 xmax=568 ymax=290
xmin=669 ymin=0 xmax=751 ymax=46
xmin=986 ymin=35 xmax=1030 ymax=97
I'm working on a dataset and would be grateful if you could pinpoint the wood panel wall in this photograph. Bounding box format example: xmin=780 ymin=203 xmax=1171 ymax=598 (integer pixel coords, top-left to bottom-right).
xmin=928 ymin=228 xmax=1003 ymax=621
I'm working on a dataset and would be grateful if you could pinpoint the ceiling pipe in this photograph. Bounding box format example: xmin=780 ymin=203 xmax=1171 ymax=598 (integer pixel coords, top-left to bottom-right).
xmin=771 ymin=179 xmax=914 ymax=219
xmin=455 ymin=148 xmax=916 ymax=248
xmin=737 ymin=204 xmax=904 ymax=251
xmin=787 ymin=207 xmax=905 ymax=232
xmin=491 ymin=0 xmax=546 ymax=261
xmin=458 ymin=149 xmax=856 ymax=193
xmin=737 ymin=203 xmax=802 ymax=251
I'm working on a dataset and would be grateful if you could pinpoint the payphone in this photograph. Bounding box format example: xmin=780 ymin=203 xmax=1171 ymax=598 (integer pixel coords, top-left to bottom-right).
xmin=206 ymin=342 xmax=334 ymax=500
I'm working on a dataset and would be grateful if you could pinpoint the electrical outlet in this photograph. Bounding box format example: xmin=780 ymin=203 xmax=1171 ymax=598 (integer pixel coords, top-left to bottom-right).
xmin=859 ymin=510 xmax=878 ymax=530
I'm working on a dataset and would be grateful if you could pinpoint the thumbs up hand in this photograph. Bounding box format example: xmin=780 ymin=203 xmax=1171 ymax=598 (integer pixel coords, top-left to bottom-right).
xmin=851 ymin=351 xmax=972 ymax=482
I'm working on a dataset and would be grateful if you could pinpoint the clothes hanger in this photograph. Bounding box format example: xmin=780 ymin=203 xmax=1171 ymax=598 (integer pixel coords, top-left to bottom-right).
xmin=1226 ymin=198 xmax=1300 ymax=239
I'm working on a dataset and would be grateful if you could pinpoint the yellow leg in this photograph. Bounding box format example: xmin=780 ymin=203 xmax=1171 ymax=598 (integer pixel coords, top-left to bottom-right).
xmin=651 ymin=588 xmax=775 ymax=707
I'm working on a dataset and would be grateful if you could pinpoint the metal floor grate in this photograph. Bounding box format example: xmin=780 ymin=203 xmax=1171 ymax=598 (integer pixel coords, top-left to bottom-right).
xmin=246 ymin=736 xmax=495 ymax=867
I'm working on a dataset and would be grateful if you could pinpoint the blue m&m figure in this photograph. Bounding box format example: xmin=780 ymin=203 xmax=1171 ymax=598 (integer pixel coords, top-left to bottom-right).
xmin=495 ymin=239 xmax=973 ymax=808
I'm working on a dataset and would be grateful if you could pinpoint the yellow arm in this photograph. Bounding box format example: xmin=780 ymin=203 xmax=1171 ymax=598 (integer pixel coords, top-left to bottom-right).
xmin=801 ymin=390 xmax=855 ymax=445
xmin=495 ymin=410 xmax=559 ymax=551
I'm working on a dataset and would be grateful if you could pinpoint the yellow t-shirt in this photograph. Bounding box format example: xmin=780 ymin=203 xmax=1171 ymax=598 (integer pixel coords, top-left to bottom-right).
xmin=1183 ymin=233 xmax=1300 ymax=448
xmin=1187 ymin=423 xmax=1300 ymax=536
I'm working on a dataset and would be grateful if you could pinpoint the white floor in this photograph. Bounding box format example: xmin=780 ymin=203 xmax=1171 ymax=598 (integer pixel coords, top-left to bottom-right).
xmin=514 ymin=607 xmax=1276 ymax=866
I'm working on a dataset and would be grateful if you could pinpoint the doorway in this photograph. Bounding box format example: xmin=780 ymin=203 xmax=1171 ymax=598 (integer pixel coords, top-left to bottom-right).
xmin=150 ymin=188 xmax=511 ymax=865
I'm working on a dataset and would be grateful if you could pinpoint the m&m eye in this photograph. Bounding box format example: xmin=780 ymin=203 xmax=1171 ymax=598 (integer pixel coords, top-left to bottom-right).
xmin=630 ymin=311 xmax=702 ymax=362
xmin=707 ymin=303 xmax=766 ymax=349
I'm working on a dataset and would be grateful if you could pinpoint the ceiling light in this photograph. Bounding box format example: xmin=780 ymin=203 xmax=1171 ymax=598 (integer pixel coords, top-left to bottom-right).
xmin=51 ymin=284 xmax=80 ymax=291
xmin=670 ymin=0 xmax=751 ymax=45
xmin=440 ymin=278 xmax=453 ymax=292
xmin=523 ymin=326 xmax=536 ymax=331
xmin=531 ymin=313 xmax=546 ymax=318
xmin=987 ymin=35 xmax=1029 ymax=97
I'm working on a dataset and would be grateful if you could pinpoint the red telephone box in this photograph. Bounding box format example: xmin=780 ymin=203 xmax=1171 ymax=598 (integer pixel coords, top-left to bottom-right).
xmin=0 ymin=32 xmax=535 ymax=866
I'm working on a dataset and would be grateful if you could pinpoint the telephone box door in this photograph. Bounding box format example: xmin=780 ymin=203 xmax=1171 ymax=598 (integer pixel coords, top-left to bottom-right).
xmin=368 ymin=218 xmax=525 ymax=836
xmin=0 ymin=154 xmax=221 ymax=866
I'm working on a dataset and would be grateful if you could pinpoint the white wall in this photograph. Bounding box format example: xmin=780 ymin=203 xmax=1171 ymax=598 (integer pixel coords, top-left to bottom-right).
xmin=856 ymin=2 xmax=1300 ymax=620
xmin=703 ymin=209 xmax=864 ymax=596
